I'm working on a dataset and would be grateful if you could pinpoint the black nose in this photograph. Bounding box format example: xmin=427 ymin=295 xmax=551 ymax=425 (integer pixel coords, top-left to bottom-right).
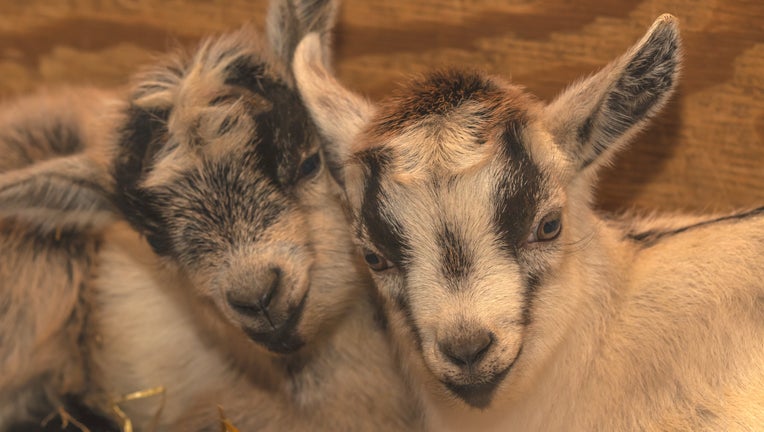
xmin=226 ymin=267 xmax=281 ymax=324
xmin=439 ymin=329 xmax=494 ymax=369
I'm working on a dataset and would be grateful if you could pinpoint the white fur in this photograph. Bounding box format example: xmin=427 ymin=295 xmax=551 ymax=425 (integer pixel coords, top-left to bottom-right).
xmin=295 ymin=14 xmax=764 ymax=431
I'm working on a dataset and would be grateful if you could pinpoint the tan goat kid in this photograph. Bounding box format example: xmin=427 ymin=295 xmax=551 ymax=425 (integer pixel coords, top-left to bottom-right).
xmin=294 ymin=14 xmax=764 ymax=431
xmin=0 ymin=0 xmax=418 ymax=430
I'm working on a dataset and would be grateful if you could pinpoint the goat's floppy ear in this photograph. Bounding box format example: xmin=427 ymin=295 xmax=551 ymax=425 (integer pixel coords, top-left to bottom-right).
xmin=267 ymin=0 xmax=339 ymax=67
xmin=0 ymin=154 xmax=115 ymax=230
xmin=542 ymin=14 xmax=681 ymax=173
xmin=294 ymin=33 xmax=374 ymax=177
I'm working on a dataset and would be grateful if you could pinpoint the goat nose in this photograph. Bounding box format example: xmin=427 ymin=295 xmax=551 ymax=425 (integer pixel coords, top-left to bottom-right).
xmin=439 ymin=330 xmax=494 ymax=369
xmin=226 ymin=268 xmax=282 ymax=320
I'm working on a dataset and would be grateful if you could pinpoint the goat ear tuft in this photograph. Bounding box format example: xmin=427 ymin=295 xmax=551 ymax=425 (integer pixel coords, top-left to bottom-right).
xmin=543 ymin=14 xmax=682 ymax=173
xmin=0 ymin=154 xmax=115 ymax=231
xmin=293 ymin=33 xmax=374 ymax=180
xmin=267 ymin=0 xmax=339 ymax=67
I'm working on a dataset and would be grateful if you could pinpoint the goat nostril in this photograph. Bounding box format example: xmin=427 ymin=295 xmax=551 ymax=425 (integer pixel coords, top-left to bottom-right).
xmin=439 ymin=331 xmax=494 ymax=368
xmin=227 ymin=294 xmax=263 ymax=317
xmin=260 ymin=268 xmax=281 ymax=309
xmin=227 ymin=267 xmax=283 ymax=320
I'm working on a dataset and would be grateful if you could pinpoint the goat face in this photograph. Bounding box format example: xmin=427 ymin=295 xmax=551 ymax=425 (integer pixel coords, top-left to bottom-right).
xmin=340 ymin=74 xmax=569 ymax=408
xmin=0 ymin=1 xmax=349 ymax=357
xmin=110 ymin=25 xmax=354 ymax=354
xmin=295 ymin=15 xmax=681 ymax=406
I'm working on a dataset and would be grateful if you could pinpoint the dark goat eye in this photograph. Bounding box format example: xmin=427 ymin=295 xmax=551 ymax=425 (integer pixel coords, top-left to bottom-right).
xmin=533 ymin=211 xmax=562 ymax=242
xmin=362 ymin=248 xmax=393 ymax=271
xmin=298 ymin=152 xmax=322 ymax=180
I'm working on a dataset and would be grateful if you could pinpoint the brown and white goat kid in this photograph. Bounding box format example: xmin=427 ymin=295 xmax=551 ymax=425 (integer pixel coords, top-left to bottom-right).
xmin=0 ymin=0 xmax=418 ymax=430
xmin=294 ymin=15 xmax=764 ymax=431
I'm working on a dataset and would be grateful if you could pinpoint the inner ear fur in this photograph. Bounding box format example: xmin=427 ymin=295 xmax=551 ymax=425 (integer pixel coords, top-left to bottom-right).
xmin=267 ymin=0 xmax=340 ymax=68
xmin=542 ymin=14 xmax=682 ymax=173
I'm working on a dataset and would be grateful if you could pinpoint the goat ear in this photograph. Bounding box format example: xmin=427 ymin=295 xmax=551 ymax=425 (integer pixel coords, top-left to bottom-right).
xmin=294 ymin=33 xmax=374 ymax=178
xmin=0 ymin=154 xmax=115 ymax=230
xmin=542 ymin=14 xmax=681 ymax=172
xmin=267 ymin=0 xmax=339 ymax=67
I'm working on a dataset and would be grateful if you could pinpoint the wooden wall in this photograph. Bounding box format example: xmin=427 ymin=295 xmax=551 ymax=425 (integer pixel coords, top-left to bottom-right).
xmin=0 ymin=0 xmax=762 ymax=213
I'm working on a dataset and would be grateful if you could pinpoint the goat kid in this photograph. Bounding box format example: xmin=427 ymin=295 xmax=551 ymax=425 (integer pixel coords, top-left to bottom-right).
xmin=0 ymin=0 xmax=418 ymax=430
xmin=294 ymin=14 xmax=764 ymax=431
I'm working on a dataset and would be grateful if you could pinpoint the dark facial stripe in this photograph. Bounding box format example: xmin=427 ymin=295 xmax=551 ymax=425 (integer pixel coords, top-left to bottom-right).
xmin=112 ymin=105 xmax=173 ymax=255
xmin=493 ymin=119 xmax=543 ymax=254
xmin=438 ymin=224 xmax=472 ymax=289
xmin=220 ymin=54 xmax=320 ymax=188
xmin=627 ymin=206 xmax=764 ymax=248
xmin=113 ymin=105 xmax=170 ymax=192
xmin=367 ymin=285 xmax=389 ymax=332
xmin=224 ymin=56 xmax=316 ymax=187
xmin=522 ymin=271 xmax=542 ymax=326
xmin=358 ymin=147 xmax=411 ymax=268
xmin=393 ymin=288 xmax=424 ymax=353
xmin=253 ymin=89 xmax=315 ymax=188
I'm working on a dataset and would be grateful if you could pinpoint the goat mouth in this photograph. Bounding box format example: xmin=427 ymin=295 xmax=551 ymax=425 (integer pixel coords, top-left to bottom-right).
xmin=440 ymin=346 xmax=522 ymax=409
xmin=243 ymin=292 xmax=308 ymax=354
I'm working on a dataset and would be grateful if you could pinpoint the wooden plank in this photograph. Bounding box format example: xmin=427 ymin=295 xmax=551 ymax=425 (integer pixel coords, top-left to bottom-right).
xmin=0 ymin=0 xmax=761 ymax=213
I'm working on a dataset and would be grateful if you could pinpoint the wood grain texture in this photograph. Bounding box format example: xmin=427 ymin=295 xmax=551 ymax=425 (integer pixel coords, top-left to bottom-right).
xmin=0 ymin=0 xmax=761 ymax=213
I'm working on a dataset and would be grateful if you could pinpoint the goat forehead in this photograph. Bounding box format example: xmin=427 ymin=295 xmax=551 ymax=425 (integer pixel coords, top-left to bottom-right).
xmin=370 ymin=69 xmax=502 ymax=133
xmin=130 ymin=27 xmax=315 ymax=184
xmin=174 ymin=55 xmax=315 ymax=185
xmin=361 ymin=69 xmax=539 ymax=177
xmin=124 ymin=81 xmax=315 ymax=190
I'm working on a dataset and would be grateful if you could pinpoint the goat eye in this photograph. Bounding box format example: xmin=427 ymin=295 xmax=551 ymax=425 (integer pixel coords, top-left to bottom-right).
xmin=362 ymin=248 xmax=393 ymax=271
xmin=298 ymin=152 xmax=322 ymax=180
xmin=534 ymin=211 xmax=562 ymax=242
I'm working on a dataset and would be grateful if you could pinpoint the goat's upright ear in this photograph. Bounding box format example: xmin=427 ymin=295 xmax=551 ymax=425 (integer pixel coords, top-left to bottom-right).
xmin=542 ymin=14 xmax=681 ymax=173
xmin=0 ymin=154 xmax=115 ymax=231
xmin=267 ymin=0 xmax=339 ymax=67
xmin=293 ymin=33 xmax=374 ymax=178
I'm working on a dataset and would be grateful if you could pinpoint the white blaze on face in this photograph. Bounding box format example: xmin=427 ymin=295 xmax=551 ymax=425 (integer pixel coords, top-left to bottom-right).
xmin=373 ymin=158 xmax=526 ymax=370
